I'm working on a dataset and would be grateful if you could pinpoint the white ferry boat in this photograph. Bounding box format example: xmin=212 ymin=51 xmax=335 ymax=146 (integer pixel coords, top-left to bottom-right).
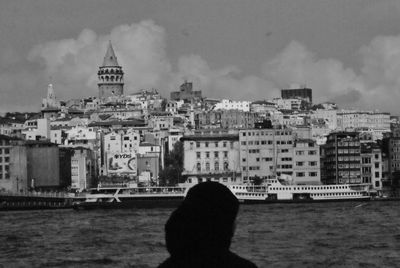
xmin=228 ymin=177 xmax=371 ymax=203
xmin=73 ymin=185 xmax=188 ymax=210
xmin=73 ymin=177 xmax=372 ymax=209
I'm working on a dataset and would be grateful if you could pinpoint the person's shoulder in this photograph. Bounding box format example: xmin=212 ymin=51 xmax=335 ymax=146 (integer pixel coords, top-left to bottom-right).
xmin=225 ymin=251 xmax=258 ymax=268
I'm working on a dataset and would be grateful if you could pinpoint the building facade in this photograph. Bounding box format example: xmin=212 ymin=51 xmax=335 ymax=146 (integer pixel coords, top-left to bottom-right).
xmin=321 ymin=132 xmax=362 ymax=184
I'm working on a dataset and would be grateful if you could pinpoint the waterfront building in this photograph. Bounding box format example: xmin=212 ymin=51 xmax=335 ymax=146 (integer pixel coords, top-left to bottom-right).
xmin=281 ymin=87 xmax=313 ymax=103
xmin=70 ymin=147 xmax=96 ymax=191
xmin=214 ymin=99 xmax=251 ymax=112
xmin=98 ymin=41 xmax=124 ymax=100
xmin=361 ymin=143 xmax=382 ymax=191
xmin=239 ymin=128 xmax=295 ymax=183
xmin=321 ymin=132 xmax=362 ymax=185
xmin=292 ymin=139 xmax=321 ymax=184
xmin=103 ymin=129 xmax=141 ymax=176
xmin=0 ymin=135 xmax=16 ymax=191
xmin=181 ymin=133 xmax=241 ymax=184
xmin=10 ymin=141 xmax=62 ymax=192
xmin=384 ymin=128 xmax=400 ymax=187
xmin=170 ymin=81 xmax=202 ymax=103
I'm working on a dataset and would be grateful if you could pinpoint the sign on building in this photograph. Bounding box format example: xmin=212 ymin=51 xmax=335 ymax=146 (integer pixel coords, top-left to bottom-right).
xmin=107 ymin=152 xmax=137 ymax=175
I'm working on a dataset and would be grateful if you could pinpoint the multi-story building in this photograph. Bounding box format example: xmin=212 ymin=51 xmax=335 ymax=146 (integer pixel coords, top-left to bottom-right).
xmin=0 ymin=135 xmax=14 ymax=191
xmin=9 ymin=141 xmax=62 ymax=192
xmin=311 ymin=109 xmax=338 ymax=130
xmin=239 ymin=128 xmax=295 ymax=183
xmin=292 ymin=139 xmax=321 ymax=184
xmin=272 ymin=98 xmax=303 ymax=111
xmin=195 ymin=110 xmax=258 ymax=129
xmin=22 ymin=118 xmax=50 ymax=141
xmin=321 ymin=132 xmax=361 ymax=185
xmin=103 ymin=129 xmax=140 ymax=176
xmin=170 ymin=81 xmax=202 ymax=103
xmin=337 ymin=110 xmax=391 ymax=132
xmin=214 ymin=99 xmax=251 ymax=112
xmin=181 ymin=133 xmax=241 ymax=184
xmin=361 ymin=143 xmax=382 ymax=190
xmin=281 ymin=87 xmax=312 ymax=103
xmin=70 ymin=147 xmax=96 ymax=191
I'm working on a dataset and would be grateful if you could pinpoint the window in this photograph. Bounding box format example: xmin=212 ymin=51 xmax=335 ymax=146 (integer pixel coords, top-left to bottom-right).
xmin=375 ymin=163 xmax=379 ymax=168
xmin=224 ymin=151 xmax=228 ymax=158
xmin=223 ymin=142 xmax=227 ymax=147
xmin=297 ymin=172 xmax=305 ymax=177
xmin=375 ymin=172 xmax=380 ymax=178
xmin=197 ymin=163 xmax=201 ymax=172
xmin=205 ymin=142 xmax=209 ymax=148
xmin=110 ymin=136 xmax=116 ymax=140
xmin=196 ymin=142 xmax=200 ymax=148
xmin=196 ymin=152 xmax=201 ymax=159
xmin=309 ymin=172 xmax=317 ymax=177
xmin=215 ymin=162 xmax=219 ymax=171
xmin=224 ymin=162 xmax=229 ymax=171
xmin=296 ymin=162 xmax=304 ymax=166
xmin=215 ymin=142 xmax=219 ymax=147
xmin=242 ymin=158 xmax=246 ymax=162
xmin=308 ymin=150 xmax=317 ymax=155
xmin=206 ymin=162 xmax=210 ymax=171
xmin=296 ymin=151 xmax=304 ymax=155
xmin=206 ymin=152 xmax=210 ymax=158
xmin=241 ymin=141 xmax=246 ymax=145
xmin=309 ymin=161 xmax=317 ymax=166
xmin=124 ymin=137 xmax=129 ymax=140
xmin=214 ymin=152 xmax=219 ymax=158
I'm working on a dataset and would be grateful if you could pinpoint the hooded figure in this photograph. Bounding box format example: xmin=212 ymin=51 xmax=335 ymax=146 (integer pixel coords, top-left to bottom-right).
xmin=158 ymin=181 xmax=257 ymax=268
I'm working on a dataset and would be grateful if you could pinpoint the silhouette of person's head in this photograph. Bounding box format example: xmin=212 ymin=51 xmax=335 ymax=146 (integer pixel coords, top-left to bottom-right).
xmin=165 ymin=181 xmax=239 ymax=258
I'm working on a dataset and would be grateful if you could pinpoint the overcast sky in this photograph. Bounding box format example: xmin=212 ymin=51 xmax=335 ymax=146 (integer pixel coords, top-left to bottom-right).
xmin=2 ymin=0 xmax=400 ymax=113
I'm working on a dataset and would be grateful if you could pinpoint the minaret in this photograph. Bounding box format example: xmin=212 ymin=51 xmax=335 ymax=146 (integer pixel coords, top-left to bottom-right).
xmin=98 ymin=41 xmax=124 ymax=100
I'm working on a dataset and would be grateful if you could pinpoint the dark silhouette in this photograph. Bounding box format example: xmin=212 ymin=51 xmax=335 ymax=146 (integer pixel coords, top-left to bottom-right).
xmin=158 ymin=181 xmax=257 ymax=268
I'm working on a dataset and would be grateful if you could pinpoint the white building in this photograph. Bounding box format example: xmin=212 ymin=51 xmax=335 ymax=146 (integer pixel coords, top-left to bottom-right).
xmin=272 ymin=98 xmax=302 ymax=111
xmin=181 ymin=133 xmax=241 ymax=185
xmin=22 ymin=118 xmax=50 ymax=141
xmin=337 ymin=110 xmax=391 ymax=132
xmin=292 ymin=139 xmax=321 ymax=184
xmin=311 ymin=109 xmax=338 ymax=130
xmin=215 ymin=99 xmax=251 ymax=112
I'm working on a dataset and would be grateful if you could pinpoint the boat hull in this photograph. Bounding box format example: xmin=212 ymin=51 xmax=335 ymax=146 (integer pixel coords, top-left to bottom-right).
xmin=73 ymin=196 xmax=184 ymax=210
xmin=238 ymin=196 xmax=371 ymax=204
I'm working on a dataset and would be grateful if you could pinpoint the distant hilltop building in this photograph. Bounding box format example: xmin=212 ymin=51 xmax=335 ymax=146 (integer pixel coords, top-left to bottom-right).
xmin=170 ymin=81 xmax=202 ymax=103
xmin=98 ymin=41 xmax=124 ymax=100
xmin=281 ymin=87 xmax=312 ymax=103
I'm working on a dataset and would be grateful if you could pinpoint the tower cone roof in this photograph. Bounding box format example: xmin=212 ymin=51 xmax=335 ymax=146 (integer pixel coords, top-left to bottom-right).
xmin=102 ymin=41 xmax=119 ymax=67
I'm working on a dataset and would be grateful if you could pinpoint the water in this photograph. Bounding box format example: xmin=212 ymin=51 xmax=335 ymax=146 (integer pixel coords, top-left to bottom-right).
xmin=1 ymin=201 xmax=400 ymax=267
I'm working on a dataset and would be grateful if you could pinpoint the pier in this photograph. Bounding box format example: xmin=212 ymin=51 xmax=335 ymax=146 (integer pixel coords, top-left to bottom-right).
xmin=0 ymin=191 xmax=81 ymax=211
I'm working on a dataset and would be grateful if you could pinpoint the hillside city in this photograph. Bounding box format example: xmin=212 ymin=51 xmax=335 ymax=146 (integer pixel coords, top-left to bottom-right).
xmin=1 ymin=41 xmax=399 ymax=197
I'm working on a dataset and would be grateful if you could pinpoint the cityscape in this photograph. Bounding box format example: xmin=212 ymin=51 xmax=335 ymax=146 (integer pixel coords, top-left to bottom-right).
xmin=0 ymin=40 xmax=399 ymax=199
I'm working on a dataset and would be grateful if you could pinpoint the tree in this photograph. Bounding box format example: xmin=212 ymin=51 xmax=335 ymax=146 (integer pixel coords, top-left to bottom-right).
xmin=159 ymin=141 xmax=184 ymax=186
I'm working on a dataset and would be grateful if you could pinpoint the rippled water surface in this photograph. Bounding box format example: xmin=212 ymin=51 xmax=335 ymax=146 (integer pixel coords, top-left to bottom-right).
xmin=1 ymin=201 xmax=400 ymax=267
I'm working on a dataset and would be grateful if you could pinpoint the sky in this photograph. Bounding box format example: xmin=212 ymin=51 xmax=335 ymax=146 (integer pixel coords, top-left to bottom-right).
xmin=2 ymin=0 xmax=400 ymax=114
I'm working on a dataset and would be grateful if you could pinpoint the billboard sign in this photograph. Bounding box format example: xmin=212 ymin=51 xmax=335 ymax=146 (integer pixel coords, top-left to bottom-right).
xmin=107 ymin=152 xmax=137 ymax=175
